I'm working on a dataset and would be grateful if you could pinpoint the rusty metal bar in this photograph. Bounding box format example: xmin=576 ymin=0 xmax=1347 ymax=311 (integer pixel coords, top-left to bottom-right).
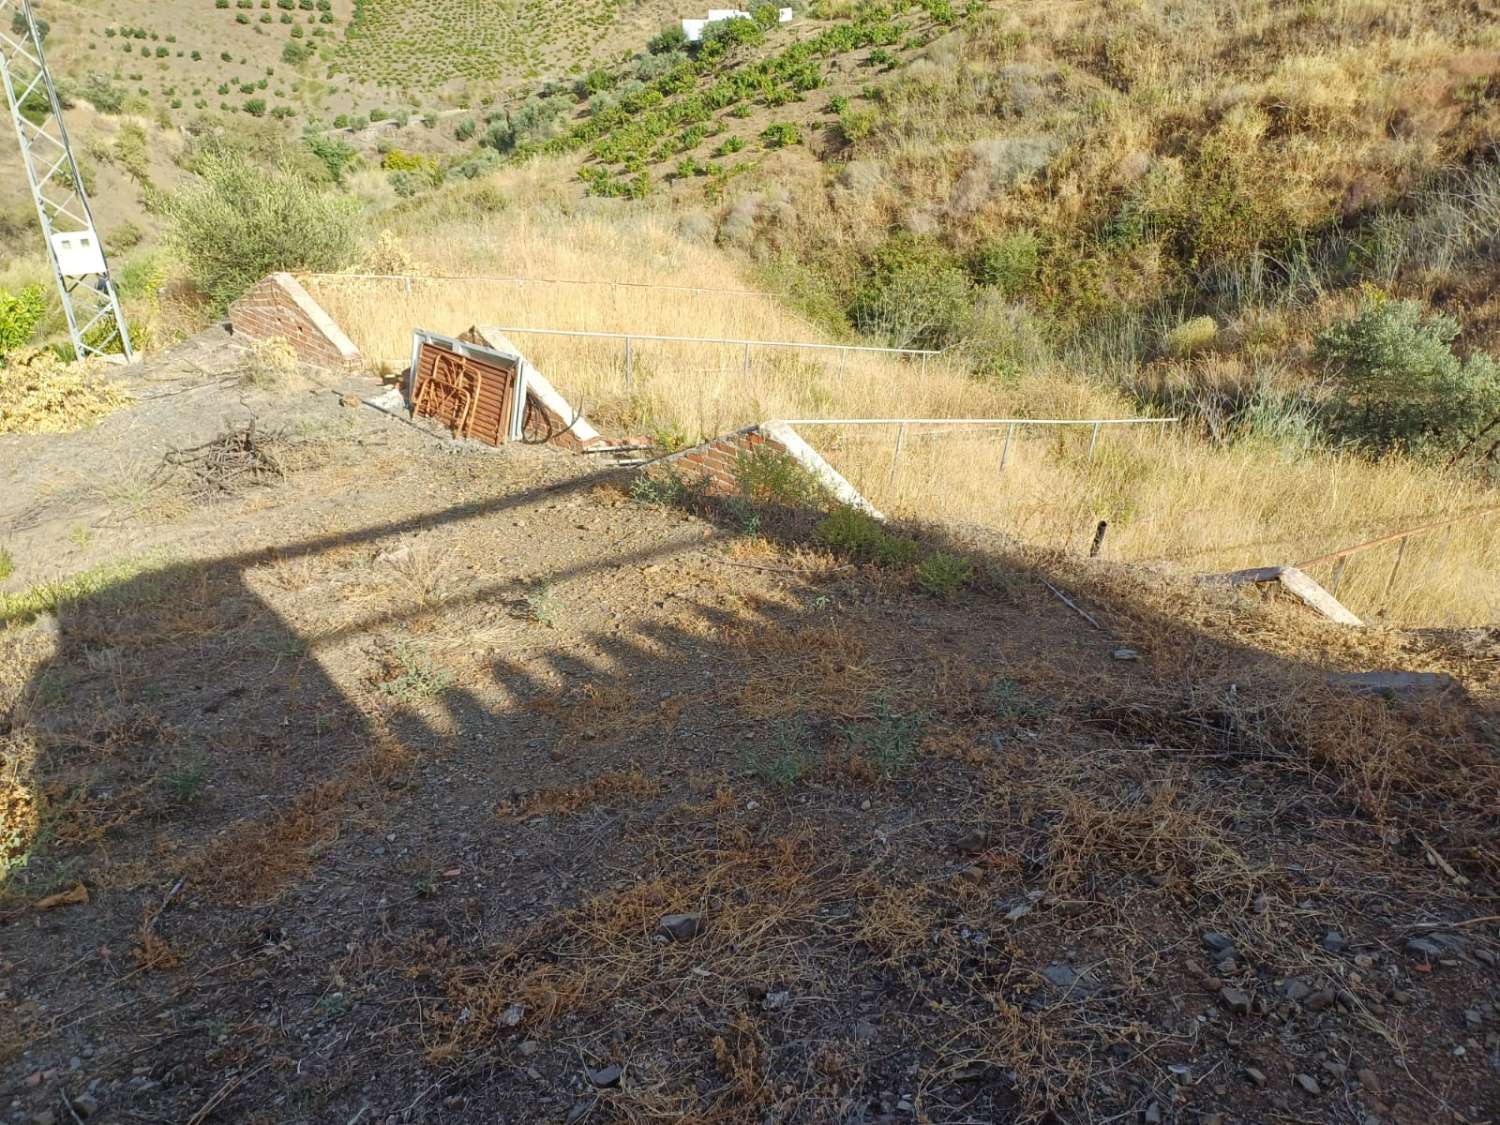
xmin=1383 ymin=535 xmax=1410 ymax=601
xmin=1294 ymin=505 xmax=1500 ymax=569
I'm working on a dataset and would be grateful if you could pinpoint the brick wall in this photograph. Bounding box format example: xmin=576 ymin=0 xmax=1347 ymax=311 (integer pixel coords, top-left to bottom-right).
xmin=661 ymin=425 xmax=773 ymax=494
xmin=228 ymin=273 xmax=365 ymax=375
xmin=655 ymin=422 xmax=881 ymax=516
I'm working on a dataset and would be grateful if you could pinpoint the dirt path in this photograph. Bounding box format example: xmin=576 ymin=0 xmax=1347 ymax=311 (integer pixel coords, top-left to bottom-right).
xmin=1 ymin=337 xmax=1497 ymax=1124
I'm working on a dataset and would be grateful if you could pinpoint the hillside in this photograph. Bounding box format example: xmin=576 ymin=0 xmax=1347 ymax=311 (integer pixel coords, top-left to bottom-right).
xmin=2 ymin=2 xmax=1500 ymax=1119
xmin=0 ymin=337 xmax=1497 ymax=1125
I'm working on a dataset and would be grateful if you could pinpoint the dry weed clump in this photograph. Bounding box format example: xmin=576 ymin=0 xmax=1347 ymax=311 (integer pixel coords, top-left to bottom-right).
xmin=433 ymin=835 xmax=842 ymax=1059
xmin=500 ymin=768 xmax=659 ymax=817
xmin=0 ymin=349 xmax=129 ymax=435
xmin=1044 ymin=783 xmax=1263 ymax=905
xmin=726 ymin=623 xmax=886 ymax=720
xmin=188 ymin=779 xmax=351 ymax=903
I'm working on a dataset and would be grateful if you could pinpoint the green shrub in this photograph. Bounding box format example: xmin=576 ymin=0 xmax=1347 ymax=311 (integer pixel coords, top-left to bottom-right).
xmin=1316 ymin=293 xmax=1500 ymax=455
xmin=0 ymin=548 xmax=13 ymax=582
xmin=1163 ymin=315 xmax=1218 ymax=357
xmin=77 ymin=72 xmax=125 ymax=113
xmin=969 ymin=230 xmax=1040 ymax=297
xmin=648 ymin=25 xmax=689 ymax=54
xmin=760 ymin=121 xmax=802 ymax=148
xmin=836 ymin=107 xmax=880 ymax=144
xmin=305 ymin=133 xmax=356 ymax=181
xmin=851 ymin=235 xmax=973 ymax=350
xmin=841 ymin=700 xmax=926 ymax=779
xmin=242 ymin=97 xmax=267 ymax=116
xmin=914 ymin=552 xmax=974 ymax=598
xmin=454 ymin=116 xmax=476 ymax=141
xmin=733 ymin=447 xmax=826 ymax=507
xmin=0 ymin=285 xmax=47 ymax=358
xmin=814 ymin=507 xmax=920 ymax=566
xmin=165 ymin=150 xmax=360 ymax=311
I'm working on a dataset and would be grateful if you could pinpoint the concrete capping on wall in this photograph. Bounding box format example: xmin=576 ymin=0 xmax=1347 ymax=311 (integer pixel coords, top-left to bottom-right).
xmin=655 ymin=421 xmax=881 ymax=517
xmin=462 ymin=325 xmax=606 ymax=452
xmin=228 ymin=273 xmax=364 ymax=374
xmin=1209 ymin=565 xmax=1364 ymax=627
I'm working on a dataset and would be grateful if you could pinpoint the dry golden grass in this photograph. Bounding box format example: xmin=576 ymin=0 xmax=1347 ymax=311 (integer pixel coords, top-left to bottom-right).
xmin=306 ymin=208 xmax=1497 ymax=626
xmin=0 ymin=349 xmax=130 ymax=435
xmin=501 ymin=767 xmax=660 ymax=818
xmin=188 ymin=778 xmax=352 ymax=903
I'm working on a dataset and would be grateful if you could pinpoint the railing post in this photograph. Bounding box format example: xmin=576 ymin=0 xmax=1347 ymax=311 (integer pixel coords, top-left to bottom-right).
xmin=1087 ymin=421 xmax=1102 ymax=462
xmin=889 ymin=423 xmax=908 ymax=484
xmin=624 ymin=335 xmax=633 ymax=389
xmin=743 ymin=342 xmax=752 ymax=379
xmin=1383 ymin=535 xmax=1410 ymax=600
xmin=1001 ymin=421 xmax=1016 ymax=471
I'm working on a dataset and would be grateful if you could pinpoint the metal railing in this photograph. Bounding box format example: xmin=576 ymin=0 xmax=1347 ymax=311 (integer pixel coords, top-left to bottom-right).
xmin=785 ymin=416 xmax=1180 ymax=471
xmin=1294 ymin=504 xmax=1500 ymax=601
xmin=298 ymin=271 xmax=782 ymax=300
xmin=471 ymin=324 xmax=941 ymax=389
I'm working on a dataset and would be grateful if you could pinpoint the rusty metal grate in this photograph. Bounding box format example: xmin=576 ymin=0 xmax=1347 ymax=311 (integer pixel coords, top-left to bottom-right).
xmin=406 ymin=331 xmax=527 ymax=446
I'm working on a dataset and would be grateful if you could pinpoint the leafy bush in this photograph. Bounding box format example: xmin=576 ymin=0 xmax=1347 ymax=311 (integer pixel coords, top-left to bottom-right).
xmin=760 ymin=121 xmax=802 ymax=148
xmin=649 ymin=25 xmax=689 ymax=54
xmin=914 ymin=552 xmax=974 ymax=598
xmin=733 ymin=447 xmax=826 ymax=507
xmin=969 ymin=230 xmax=1040 ymax=297
xmin=815 ymin=507 xmax=920 ymax=566
xmin=851 ymin=235 xmax=973 ymax=349
xmin=165 ymin=150 xmax=360 ymax=311
xmin=0 ymin=285 xmax=47 ymax=358
xmin=1317 ymin=293 xmax=1500 ymax=455
xmin=77 ymin=72 xmax=125 ymax=113
xmin=304 ymin=133 xmax=357 ymax=182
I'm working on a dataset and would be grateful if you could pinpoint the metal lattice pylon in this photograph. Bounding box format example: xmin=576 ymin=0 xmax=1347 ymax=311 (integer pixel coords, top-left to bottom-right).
xmin=0 ymin=0 xmax=132 ymax=361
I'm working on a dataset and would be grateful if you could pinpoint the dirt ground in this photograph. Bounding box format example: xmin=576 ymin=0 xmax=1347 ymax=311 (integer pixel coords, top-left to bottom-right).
xmin=1 ymin=334 xmax=1498 ymax=1125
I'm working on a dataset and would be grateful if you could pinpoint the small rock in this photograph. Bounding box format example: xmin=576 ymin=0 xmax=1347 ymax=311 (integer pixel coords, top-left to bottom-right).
xmin=1202 ymin=1116 xmax=1225 ymax=1125
xmin=658 ymin=913 xmax=704 ymax=942
xmin=860 ymin=800 xmax=872 ymax=811
xmin=518 ymin=1040 xmax=540 ymax=1057
xmin=1281 ymin=978 xmax=1312 ymax=1002
xmin=1322 ymin=1061 xmax=1347 ymax=1079
xmin=1354 ymin=953 xmax=1375 ymax=970
xmin=1323 ymin=931 xmax=1346 ymax=954
xmin=1474 ymin=948 xmax=1496 ymax=967
xmin=500 ymin=1003 xmax=526 ymax=1028
xmin=31 ymin=1112 xmax=55 ymax=1125
xmin=955 ymin=829 xmax=989 ymax=855
xmin=565 ymin=1102 xmax=592 ymax=1125
xmin=340 ymin=393 xmax=361 ymax=408
xmin=1201 ymin=932 xmax=1235 ymax=956
xmin=72 ymin=1095 xmax=99 ymax=1119
xmin=764 ymin=990 xmax=790 ymax=1011
xmin=1392 ymin=989 xmax=1413 ymax=1005
xmin=1405 ymin=938 xmax=1443 ymax=960
xmin=1113 ymin=648 xmax=1140 ymax=661
xmin=1464 ymin=1009 xmax=1483 ymax=1028
xmin=1357 ymin=1068 xmax=1380 ymax=1094
xmin=587 ymin=1063 xmax=623 ymax=1088
xmin=1167 ymin=1064 xmax=1192 ymax=1086
xmin=1243 ymin=1066 xmax=1267 ymax=1087
xmin=1296 ymin=1074 xmax=1321 ymax=1096
xmin=1305 ymin=988 xmax=1336 ymax=1012
xmin=1041 ymin=963 xmax=1077 ymax=989
xmin=1142 ymin=1101 xmax=1163 ymax=1124
xmin=1219 ymin=987 xmax=1251 ymax=1015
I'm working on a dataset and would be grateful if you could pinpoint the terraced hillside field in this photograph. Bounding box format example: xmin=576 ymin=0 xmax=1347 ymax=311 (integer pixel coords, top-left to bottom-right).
xmin=336 ymin=0 xmax=685 ymax=88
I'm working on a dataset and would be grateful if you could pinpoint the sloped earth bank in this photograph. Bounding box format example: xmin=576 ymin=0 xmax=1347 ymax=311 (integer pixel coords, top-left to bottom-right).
xmin=1 ymin=337 xmax=1498 ymax=1125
